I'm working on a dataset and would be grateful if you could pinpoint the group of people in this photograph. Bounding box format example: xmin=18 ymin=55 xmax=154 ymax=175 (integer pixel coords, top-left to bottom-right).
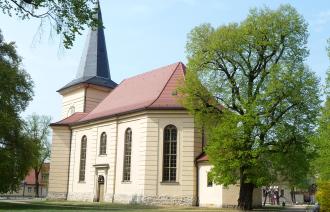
xmin=263 ymin=187 xmax=283 ymax=206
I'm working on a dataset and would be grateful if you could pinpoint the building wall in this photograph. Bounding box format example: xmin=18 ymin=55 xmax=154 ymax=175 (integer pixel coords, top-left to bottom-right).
xmin=63 ymin=111 xmax=200 ymax=206
xmin=67 ymin=114 xmax=148 ymax=202
xmin=3 ymin=185 xmax=48 ymax=197
xmin=141 ymin=112 xmax=199 ymax=206
xmin=198 ymin=163 xmax=262 ymax=208
xmin=48 ymin=126 xmax=71 ymax=199
xmin=85 ymin=87 xmax=111 ymax=113
xmin=198 ymin=163 xmax=222 ymax=207
xmin=61 ymin=88 xmax=85 ymax=119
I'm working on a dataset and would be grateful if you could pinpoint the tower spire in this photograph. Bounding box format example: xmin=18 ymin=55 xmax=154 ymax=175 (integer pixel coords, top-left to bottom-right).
xmin=58 ymin=1 xmax=117 ymax=92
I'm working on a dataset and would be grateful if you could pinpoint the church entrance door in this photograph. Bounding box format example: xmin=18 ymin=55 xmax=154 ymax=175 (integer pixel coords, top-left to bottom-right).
xmin=97 ymin=175 xmax=105 ymax=202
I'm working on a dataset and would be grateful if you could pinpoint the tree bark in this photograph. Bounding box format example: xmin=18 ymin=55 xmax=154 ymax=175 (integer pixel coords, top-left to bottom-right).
xmin=34 ymin=169 xmax=39 ymax=197
xmin=290 ymin=187 xmax=296 ymax=204
xmin=238 ymin=168 xmax=254 ymax=210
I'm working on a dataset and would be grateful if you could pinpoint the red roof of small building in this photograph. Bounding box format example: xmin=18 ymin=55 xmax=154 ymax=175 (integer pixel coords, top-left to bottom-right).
xmin=24 ymin=163 xmax=50 ymax=185
xmin=196 ymin=152 xmax=209 ymax=162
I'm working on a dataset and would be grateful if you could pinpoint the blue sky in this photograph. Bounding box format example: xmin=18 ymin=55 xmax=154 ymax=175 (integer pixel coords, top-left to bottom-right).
xmin=0 ymin=0 xmax=329 ymax=121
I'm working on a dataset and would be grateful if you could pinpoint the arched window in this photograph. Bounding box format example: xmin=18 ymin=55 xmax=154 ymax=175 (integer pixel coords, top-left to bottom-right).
xmin=99 ymin=132 xmax=107 ymax=155
xmin=67 ymin=106 xmax=75 ymax=117
xmin=123 ymin=128 xmax=132 ymax=181
xmin=162 ymin=125 xmax=177 ymax=182
xmin=79 ymin=135 xmax=87 ymax=182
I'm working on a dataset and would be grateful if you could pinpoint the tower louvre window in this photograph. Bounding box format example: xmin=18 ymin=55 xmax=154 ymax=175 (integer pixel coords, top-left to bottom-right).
xmin=79 ymin=135 xmax=87 ymax=182
xmin=162 ymin=125 xmax=177 ymax=182
xmin=123 ymin=128 xmax=132 ymax=182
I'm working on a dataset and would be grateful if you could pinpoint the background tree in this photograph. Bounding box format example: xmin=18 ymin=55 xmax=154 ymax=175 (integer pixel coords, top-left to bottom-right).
xmin=181 ymin=5 xmax=320 ymax=210
xmin=24 ymin=113 xmax=51 ymax=197
xmin=0 ymin=29 xmax=34 ymax=193
xmin=0 ymin=0 xmax=100 ymax=48
xmin=313 ymin=40 xmax=330 ymax=212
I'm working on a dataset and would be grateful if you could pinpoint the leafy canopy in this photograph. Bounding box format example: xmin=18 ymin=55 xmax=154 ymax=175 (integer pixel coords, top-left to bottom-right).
xmin=24 ymin=113 xmax=51 ymax=197
xmin=181 ymin=5 xmax=320 ymax=188
xmin=313 ymin=39 xmax=330 ymax=212
xmin=0 ymin=0 xmax=100 ymax=48
xmin=0 ymin=29 xmax=35 ymax=192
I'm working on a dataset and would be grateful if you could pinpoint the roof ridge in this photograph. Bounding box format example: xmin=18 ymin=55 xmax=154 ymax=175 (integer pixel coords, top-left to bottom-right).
xmin=146 ymin=62 xmax=181 ymax=109
xmin=122 ymin=62 xmax=181 ymax=81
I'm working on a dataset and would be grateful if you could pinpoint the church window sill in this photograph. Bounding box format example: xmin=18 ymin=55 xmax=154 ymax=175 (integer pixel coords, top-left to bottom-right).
xmin=160 ymin=181 xmax=179 ymax=185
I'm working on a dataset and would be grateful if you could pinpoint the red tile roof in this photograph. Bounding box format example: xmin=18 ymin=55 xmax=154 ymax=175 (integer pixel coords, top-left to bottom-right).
xmin=79 ymin=62 xmax=186 ymax=122
xmin=50 ymin=112 xmax=88 ymax=126
xmin=196 ymin=153 xmax=209 ymax=162
xmin=51 ymin=62 xmax=186 ymax=126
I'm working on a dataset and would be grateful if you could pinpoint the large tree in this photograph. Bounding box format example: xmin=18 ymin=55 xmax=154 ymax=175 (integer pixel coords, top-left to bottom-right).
xmin=24 ymin=113 xmax=51 ymax=197
xmin=0 ymin=29 xmax=34 ymax=193
xmin=0 ymin=0 xmax=100 ymax=48
xmin=181 ymin=5 xmax=320 ymax=210
xmin=313 ymin=40 xmax=330 ymax=212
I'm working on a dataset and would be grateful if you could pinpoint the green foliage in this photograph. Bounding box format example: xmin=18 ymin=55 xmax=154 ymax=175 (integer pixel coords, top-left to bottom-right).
xmin=312 ymin=39 xmax=330 ymax=212
xmin=24 ymin=113 xmax=51 ymax=197
xmin=0 ymin=29 xmax=35 ymax=193
xmin=316 ymin=180 xmax=330 ymax=212
xmin=181 ymin=5 xmax=320 ymax=208
xmin=0 ymin=0 xmax=100 ymax=48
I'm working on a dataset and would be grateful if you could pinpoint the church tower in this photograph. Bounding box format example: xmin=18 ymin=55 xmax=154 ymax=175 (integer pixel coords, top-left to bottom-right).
xmin=57 ymin=3 xmax=117 ymax=119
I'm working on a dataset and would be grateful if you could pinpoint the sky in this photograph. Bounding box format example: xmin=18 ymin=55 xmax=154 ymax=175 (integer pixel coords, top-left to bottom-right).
xmin=0 ymin=0 xmax=330 ymax=122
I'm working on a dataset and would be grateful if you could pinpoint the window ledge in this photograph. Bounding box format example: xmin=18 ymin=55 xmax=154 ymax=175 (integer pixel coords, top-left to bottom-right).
xmin=78 ymin=181 xmax=86 ymax=184
xmin=121 ymin=181 xmax=132 ymax=184
xmin=160 ymin=181 xmax=179 ymax=185
xmin=98 ymin=154 xmax=107 ymax=157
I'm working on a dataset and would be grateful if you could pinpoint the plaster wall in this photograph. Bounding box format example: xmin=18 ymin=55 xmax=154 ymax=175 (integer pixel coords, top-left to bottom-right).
xmin=48 ymin=126 xmax=71 ymax=199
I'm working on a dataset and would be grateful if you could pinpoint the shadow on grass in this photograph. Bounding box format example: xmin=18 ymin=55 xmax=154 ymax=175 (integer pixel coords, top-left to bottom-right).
xmin=0 ymin=201 xmax=159 ymax=211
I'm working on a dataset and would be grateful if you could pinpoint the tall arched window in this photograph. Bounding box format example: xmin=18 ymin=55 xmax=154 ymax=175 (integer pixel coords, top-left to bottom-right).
xmin=79 ymin=135 xmax=87 ymax=182
xmin=99 ymin=132 xmax=107 ymax=155
xmin=123 ymin=128 xmax=132 ymax=182
xmin=162 ymin=125 xmax=177 ymax=182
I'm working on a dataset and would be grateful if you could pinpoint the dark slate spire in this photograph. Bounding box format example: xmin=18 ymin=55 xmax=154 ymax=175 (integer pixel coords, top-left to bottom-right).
xmin=58 ymin=2 xmax=117 ymax=92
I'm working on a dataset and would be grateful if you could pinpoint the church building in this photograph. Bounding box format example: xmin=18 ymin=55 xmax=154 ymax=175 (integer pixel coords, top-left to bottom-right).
xmin=48 ymin=4 xmax=262 ymax=207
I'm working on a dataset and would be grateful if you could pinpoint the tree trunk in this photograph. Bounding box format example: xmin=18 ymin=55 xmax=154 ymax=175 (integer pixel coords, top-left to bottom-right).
xmin=238 ymin=168 xmax=254 ymax=210
xmin=290 ymin=187 xmax=296 ymax=204
xmin=34 ymin=169 xmax=39 ymax=197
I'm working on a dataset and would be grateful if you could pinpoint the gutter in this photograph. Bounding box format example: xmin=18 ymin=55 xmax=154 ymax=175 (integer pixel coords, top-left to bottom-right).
xmin=50 ymin=107 xmax=187 ymax=128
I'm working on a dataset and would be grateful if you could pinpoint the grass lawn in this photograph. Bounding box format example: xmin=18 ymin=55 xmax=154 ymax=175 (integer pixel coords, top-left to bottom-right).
xmin=0 ymin=200 xmax=235 ymax=212
xmin=0 ymin=200 xmax=306 ymax=212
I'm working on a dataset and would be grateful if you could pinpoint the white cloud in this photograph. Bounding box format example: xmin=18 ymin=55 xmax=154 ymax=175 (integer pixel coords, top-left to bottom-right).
xmin=314 ymin=10 xmax=330 ymax=32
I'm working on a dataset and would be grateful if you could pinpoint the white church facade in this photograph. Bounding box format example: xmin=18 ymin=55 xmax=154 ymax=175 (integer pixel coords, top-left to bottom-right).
xmin=48 ymin=4 xmax=262 ymax=207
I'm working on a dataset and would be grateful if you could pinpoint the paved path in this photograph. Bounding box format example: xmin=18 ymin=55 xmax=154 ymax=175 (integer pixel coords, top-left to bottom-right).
xmin=254 ymin=204 xmax=315 ymax=211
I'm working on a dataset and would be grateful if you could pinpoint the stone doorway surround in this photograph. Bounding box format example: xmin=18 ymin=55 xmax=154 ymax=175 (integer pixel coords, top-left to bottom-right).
xmin=93 ymin=164 xmax=109 ymax=202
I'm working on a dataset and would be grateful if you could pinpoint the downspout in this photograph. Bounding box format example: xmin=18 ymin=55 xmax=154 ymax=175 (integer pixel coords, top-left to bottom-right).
xmin=195 ymin=160 xmax=199 ymax=206
xmin=66 ymin=127 xmax=73 ymax=200
xmin=112 ymin=118 xmax=119 ymax=202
